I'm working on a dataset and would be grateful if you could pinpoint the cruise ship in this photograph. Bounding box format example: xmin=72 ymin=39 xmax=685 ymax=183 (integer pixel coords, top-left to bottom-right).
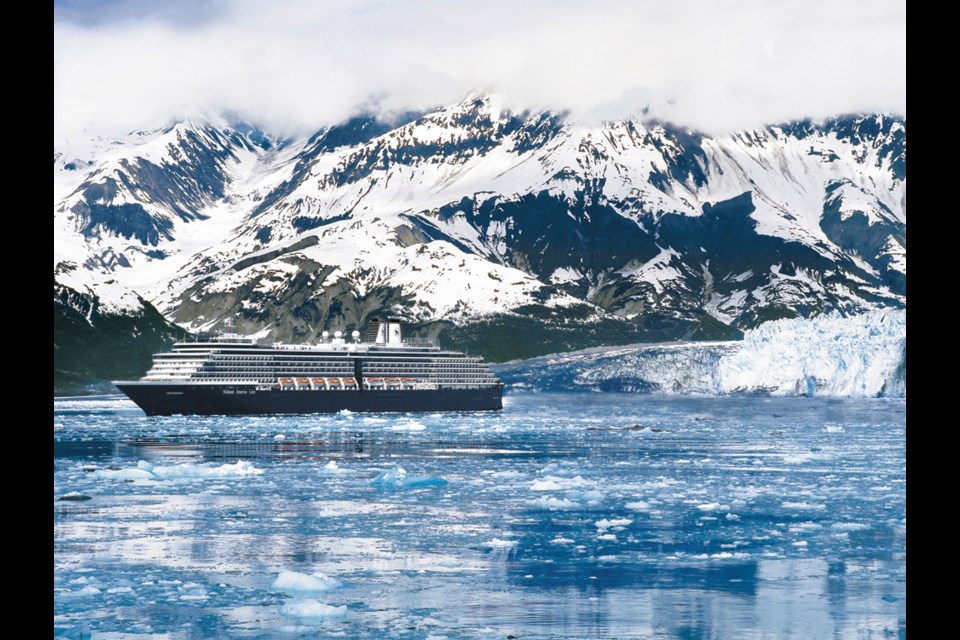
xmin=114 ymin=318 xmax=503 ymax=416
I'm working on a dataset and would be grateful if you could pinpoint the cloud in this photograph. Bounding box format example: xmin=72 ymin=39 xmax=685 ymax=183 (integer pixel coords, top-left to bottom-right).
xmin=54 ymin=0 xmax=906 ymax=138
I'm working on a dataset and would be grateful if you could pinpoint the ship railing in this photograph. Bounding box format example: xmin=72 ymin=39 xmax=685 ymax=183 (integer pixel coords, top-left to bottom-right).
xmin=401 ymin=337 xmax=439 ymax=347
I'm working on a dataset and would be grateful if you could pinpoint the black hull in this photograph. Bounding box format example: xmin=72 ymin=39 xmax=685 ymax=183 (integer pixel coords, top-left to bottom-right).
xmin=115 ymin=384 xmax=502 ymax=416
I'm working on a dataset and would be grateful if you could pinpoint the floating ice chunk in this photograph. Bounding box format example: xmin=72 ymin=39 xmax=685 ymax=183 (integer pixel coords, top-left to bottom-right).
xmin=390 ymin=420 xmax=426 ymax=432
xmin=370 ymin=467 xmax=447 ymax=489
xmin=66 ymin=585 xmax=102 ymax=597
xmin=178 ymin=582 xmax=208 ymax=600
xmin=530 ymin=475 xmax=590 ymax=491
xmin=782 ymin=452 xmax=831 ymax=465
xmin=160 ymin=460 xmax=263 ymax=478
xmin=490 ymin=470 xmax=526 ymax=479
xmin=323 ymin=461 xmax=340 ymax=472
xmin=725 ymin=513 xmax=740 ymax=521
xmin=824 ymin=425 xmax=844 ymax=433
xmin=696 ymin=502 xmax=730 ymax=512
xmin=482 ymin=539 xmax=518 ymax=549
xmin=566 ymin=489 xmax=605 ymax=505
xmin=106 ymin=586 xmax=135 ymax=594
xmin=530 ymin=479 xmax=563 ymax=491
xmin=830 ymin=522 xmax=870 ymax=531
xmin=93 ymin=463 xmax=155 ymax=480
xmin=550 ymin=536 xmax=575 ymax=545
xmin=625 ymin=501 xmax=650 ymax=511
xmin=96 ymin=460 xmax=264 ymax=481
xmin=597 ymin=534 xmax=617 ymax=541
xmin=279 ymin=599 xmax=348 ymax=619
xmin=595 ymin=518 xmax=632 ymax=531
xmin=272 ymin=570 xmax=341 ymax=594
xmin=526 ymin=496 xmax=578 ymax=510
xmin=781 ymin=501 xmax=827 ymax=511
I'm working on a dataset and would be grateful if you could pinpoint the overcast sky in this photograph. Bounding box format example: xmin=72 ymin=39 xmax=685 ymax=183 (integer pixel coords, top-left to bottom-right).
xmin=54 ymin=0 xmax=906 ymax=139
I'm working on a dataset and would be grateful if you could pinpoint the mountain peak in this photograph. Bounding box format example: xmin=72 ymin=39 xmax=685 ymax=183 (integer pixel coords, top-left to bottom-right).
xmin=54 ymin=101 xmax=906 ymax=355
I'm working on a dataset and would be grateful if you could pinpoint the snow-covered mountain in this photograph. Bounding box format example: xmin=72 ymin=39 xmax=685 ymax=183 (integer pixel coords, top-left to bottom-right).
xmin=53 ymin=97 xmax=905 ymax=388
xmin=54 ymin=263 xmax=188 ymax=394
xmin=496 ymin=310 xmax=906 ymax=397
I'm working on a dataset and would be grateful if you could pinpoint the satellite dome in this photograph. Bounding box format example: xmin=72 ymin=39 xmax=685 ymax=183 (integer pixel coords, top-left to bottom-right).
xmin=334 ymin=330 xmax=343 ymax=338
xmin=321 ymin=331 xmax=329 ymax=339
xmin=352 ymin=330 xmax=361 ymax=339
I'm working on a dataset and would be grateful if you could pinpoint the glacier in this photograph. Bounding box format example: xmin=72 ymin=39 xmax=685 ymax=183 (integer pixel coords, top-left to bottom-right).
xmin=497 ymin=310 xmax=905 ymax=397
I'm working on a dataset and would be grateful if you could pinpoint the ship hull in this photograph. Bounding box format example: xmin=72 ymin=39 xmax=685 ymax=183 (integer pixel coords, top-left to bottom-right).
xmin=115 ymin=383 xmax=503 ymax=416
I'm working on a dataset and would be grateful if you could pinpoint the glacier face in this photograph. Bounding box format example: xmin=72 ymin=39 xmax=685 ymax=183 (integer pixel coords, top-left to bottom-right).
xmin=54 ymin=99 xmax=905 ymax=350
xmin=496 ymin=311 xmax=906 ymax=397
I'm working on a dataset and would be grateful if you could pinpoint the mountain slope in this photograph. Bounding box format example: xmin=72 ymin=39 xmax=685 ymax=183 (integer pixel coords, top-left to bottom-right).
xmin=54 ymin=266 xmax=187 ymax=395
xmin=53 ymin=99 xmax=905 ymax=382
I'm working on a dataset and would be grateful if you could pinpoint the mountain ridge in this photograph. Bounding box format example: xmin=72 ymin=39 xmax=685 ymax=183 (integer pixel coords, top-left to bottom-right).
xmin=53 ymin=98 xmax=905 ymax=391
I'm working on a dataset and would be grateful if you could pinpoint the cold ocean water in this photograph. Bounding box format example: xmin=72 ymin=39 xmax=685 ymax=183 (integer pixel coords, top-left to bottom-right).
xmin=54 ymin=394 xmax=906 ymax=639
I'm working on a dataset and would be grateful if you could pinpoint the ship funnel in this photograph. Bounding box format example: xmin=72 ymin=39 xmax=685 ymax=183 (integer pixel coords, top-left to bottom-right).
xmin=386 ymin=317 xmax=403 ymax=345
xmin=367 ymin=317 xmax=402 ymax=345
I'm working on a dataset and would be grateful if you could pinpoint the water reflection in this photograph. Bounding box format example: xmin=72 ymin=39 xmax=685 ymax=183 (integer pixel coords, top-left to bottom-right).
xmin=54 ymin=395 xmax=905 ymax=639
